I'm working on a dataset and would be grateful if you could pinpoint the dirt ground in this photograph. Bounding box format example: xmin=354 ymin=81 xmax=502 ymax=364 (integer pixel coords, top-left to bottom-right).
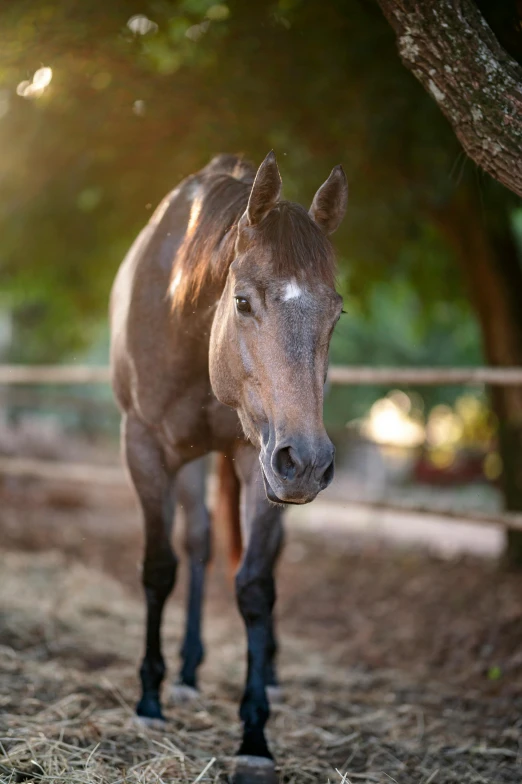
xmin=0 ymin=477 xmax=521 ymax=783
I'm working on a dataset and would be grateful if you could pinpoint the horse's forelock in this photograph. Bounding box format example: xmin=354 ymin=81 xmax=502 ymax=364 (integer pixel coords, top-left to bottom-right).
xmin=256 ymin=202 xmax=336 ymax=288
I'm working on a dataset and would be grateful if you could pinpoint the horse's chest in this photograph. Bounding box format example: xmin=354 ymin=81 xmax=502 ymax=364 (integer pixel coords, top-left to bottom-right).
xmin=160 ymin=387 xmax=243 ymax=462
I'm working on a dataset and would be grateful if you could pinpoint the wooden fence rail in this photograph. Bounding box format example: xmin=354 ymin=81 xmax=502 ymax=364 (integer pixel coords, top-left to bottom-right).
xmin=0 ymin=456 xmax=521 ymax=531
xmin=0 ymin=365 xmax=111 ymax=384
xmin=327 ymin=366 xmax=522 ymax=386
xmin=0 ymin=456 xmax=126 ymax=487
xmin=2 ymin=364 xmax=522 ymax=533
xmin=2 ymin=364 xmax=522 ymax=386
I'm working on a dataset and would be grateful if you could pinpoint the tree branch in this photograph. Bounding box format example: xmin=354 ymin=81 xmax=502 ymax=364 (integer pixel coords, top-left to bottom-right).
xmin=376 ymin=0 xmax=522 ymax=197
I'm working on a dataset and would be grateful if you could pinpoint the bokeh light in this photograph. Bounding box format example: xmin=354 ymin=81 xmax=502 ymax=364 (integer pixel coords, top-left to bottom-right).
xmin=16 ymin=66 xmax=53 ymax=99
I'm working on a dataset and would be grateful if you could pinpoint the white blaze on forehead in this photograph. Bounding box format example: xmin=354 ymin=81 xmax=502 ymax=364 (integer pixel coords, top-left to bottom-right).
xmin=283 ymin=278 xmax=303 ymax=301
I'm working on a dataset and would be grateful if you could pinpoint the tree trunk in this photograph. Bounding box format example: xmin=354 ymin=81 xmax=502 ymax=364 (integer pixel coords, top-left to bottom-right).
xmin=376 ymin=0 xmax=522 ymax=198
xmin=436 ymin=188 xmax=522 ymax=564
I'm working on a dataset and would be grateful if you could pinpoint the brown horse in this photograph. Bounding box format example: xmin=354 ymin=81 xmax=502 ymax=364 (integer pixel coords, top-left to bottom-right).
xmin=110 ymin=151 xmax=347 ymax=777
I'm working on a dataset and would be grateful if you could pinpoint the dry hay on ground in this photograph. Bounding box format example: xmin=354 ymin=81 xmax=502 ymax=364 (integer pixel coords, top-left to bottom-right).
xmin=1 ymin=479 xmax=522 ymax=782
xmin=0 ymin=543 xmax=521 ymax=784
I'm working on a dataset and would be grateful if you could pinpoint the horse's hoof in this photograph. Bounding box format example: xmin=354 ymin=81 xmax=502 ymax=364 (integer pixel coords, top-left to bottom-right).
xmin=232 ymin=756 xmax=278 ymax=784
xmin=170 ymin=683 xmax=200 ymax=704
xmin=134 ymin=715 xmax=167 ymax=731
xmin=266 ymin=686 xmax=284 ymax=705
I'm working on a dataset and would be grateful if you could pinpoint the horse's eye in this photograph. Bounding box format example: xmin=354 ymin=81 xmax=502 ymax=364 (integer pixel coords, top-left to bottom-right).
xmin=235 ymin=297 xmax=252 ymax=314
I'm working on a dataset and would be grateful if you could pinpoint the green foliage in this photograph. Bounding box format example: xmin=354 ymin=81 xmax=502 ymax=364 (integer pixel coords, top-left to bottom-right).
xmin=487 ymin=665 xmax=503 ymax=681
xmin=0 ymin=0 xmax=513 ymax=368
xmin=325 ymin=275 xmax=483 ymax=427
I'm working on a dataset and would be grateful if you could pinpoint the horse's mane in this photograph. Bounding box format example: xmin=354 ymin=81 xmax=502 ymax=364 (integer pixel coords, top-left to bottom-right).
xmin=170 ymin=155 xmax=336 ymax=310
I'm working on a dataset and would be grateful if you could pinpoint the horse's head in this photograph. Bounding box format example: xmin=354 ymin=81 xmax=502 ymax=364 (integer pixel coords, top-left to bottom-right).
xmin=210 ymin=151 xmax=347 ymax=504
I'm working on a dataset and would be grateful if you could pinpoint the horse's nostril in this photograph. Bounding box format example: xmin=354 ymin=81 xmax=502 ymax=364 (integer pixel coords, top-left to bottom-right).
xmin=321 ymin=457 xmax=335 ymax=487
xmin=273 ymin=446 xmax=297 ymax=481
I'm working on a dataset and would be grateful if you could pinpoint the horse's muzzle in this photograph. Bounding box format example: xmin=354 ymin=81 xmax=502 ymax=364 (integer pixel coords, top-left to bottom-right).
xmin=260 ymin=437 xmax=335 ymax=505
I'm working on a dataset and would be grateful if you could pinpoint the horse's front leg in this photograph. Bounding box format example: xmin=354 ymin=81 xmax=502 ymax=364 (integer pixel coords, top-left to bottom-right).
xmin=174 ymin=457 xmax=211 ymax=699
xmin=124 ymin=413 xmax=179 ymax=724
xmin=265 ymin=610 xmax=282 ymax=702
xmin=234 ymin=445 xmax=284 ymax=776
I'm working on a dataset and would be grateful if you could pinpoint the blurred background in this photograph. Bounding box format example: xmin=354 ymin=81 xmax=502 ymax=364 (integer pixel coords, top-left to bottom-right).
xmin=2 ymin=5 xmax=522 ymax=781
xmin=0 ymin=0 xmax=522 ymax=559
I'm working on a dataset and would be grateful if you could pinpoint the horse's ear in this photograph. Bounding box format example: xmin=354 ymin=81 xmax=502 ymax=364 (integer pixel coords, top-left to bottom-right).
xmin=246 ymin=150 xmax=282 ymax=226
xmin=309 ymin=165 xmax=348 ymax=235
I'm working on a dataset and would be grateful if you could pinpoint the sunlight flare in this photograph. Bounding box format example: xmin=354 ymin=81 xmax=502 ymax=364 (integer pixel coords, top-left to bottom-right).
xmin=16 ymin=67 xmax=53 ymax=99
